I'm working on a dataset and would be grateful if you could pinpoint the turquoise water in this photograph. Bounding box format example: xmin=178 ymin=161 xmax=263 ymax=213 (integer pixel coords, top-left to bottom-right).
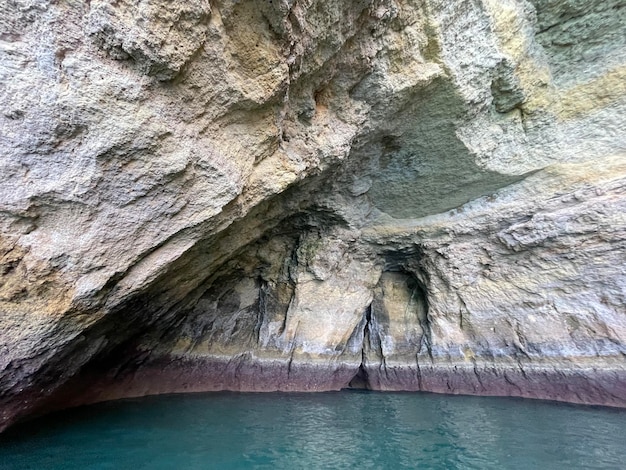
xmin=1 ymin=391 xmax=625 ymax=469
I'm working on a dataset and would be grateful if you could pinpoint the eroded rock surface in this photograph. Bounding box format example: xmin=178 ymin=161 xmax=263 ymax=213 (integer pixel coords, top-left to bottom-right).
xmin=1 ymin=0 xmax=625 ymax=431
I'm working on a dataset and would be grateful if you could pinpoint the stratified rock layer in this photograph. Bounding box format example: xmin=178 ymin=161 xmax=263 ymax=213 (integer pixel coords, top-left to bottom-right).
xmin=1 ymin=0 xmax=625 ymax=431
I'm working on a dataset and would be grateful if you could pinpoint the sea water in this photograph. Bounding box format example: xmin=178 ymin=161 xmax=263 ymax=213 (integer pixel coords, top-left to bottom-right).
xmin=1 ymin=391 xmax=625 ymax=469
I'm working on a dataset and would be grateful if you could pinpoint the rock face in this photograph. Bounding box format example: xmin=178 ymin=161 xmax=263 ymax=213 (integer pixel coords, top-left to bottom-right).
xmin=1 ymin=0 xmax=625 ymax=431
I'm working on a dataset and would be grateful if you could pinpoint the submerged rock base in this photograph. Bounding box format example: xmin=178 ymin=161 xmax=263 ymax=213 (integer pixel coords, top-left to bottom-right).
xmin=33 ymin=356 xmax=626 ymax=417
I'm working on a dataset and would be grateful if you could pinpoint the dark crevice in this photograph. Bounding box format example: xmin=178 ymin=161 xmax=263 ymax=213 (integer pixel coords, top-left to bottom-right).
xmin=347 ymin=258 xmax=432 ymax=390
xmin=347 ymin=305 xmax=372 ymax=390
xmin=348 ymin=363 xmax=370 ymax=390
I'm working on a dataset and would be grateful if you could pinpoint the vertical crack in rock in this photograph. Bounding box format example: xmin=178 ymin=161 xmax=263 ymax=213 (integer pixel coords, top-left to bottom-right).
xmin=255 ymin=278 xmax=269 ymax=346
xmin=2 ymin=0 xmax=626 ymax=432
xmin=348 ymin=305 xmax=373 ymax=390
xmin=347 ymin=266 xmax=432 ymax=390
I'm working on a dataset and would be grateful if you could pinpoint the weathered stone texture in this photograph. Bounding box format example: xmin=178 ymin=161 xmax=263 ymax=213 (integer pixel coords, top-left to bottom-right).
xmin=1 ymin=0 xmax=625 ymax=431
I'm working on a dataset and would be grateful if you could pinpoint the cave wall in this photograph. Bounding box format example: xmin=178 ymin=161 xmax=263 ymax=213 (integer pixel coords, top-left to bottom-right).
xmin=1 ymin=0 xmax=625 ymax=430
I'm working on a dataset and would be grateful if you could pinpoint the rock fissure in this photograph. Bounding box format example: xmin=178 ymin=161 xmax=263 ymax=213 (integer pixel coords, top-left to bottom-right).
xmin=1 ymin=0 xmax=626 ymax=432
xmin=347 ymin=306 xmax=373 ymax=390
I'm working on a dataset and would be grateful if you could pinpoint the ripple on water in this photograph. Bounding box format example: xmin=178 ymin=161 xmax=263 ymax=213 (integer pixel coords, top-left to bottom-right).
xmin=1 ymin=391 xmax=625 ymax=470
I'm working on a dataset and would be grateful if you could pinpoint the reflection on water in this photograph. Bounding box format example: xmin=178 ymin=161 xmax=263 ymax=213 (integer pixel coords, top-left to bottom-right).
xmin=1 ymin=391 xmax=625 ymax=469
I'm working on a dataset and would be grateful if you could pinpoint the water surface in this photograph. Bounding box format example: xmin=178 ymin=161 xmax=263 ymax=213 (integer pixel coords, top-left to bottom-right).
xmin=1 ymin=391 xmax=625 ymax=469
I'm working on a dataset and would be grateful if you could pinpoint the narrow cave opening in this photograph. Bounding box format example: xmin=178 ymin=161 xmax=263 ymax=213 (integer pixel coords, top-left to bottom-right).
xmin=346 ymin=258 xmax=431 ymax=391
xmin=348 ymin=364 xmax=370 ymax=390
xmin=347 ymin=305 xmax=372 ymax=390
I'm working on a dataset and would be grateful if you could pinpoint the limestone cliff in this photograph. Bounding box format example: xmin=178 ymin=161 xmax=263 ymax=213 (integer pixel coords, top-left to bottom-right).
xmin=1 ymin=0 xmax=625 ymax=431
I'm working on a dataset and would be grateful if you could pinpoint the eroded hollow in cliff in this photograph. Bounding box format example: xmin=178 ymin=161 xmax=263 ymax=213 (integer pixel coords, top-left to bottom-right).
xmin=347 ymin=265 xmax=431 ymax=390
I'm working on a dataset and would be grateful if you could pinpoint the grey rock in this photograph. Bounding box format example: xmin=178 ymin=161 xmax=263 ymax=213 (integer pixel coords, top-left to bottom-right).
xmin=0 ymin=0 xmax=625 ymax=431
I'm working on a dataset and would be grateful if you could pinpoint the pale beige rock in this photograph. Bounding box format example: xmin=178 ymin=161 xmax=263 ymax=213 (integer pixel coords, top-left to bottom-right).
xmin=0 ymin=0 xmax=625 ymax=431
